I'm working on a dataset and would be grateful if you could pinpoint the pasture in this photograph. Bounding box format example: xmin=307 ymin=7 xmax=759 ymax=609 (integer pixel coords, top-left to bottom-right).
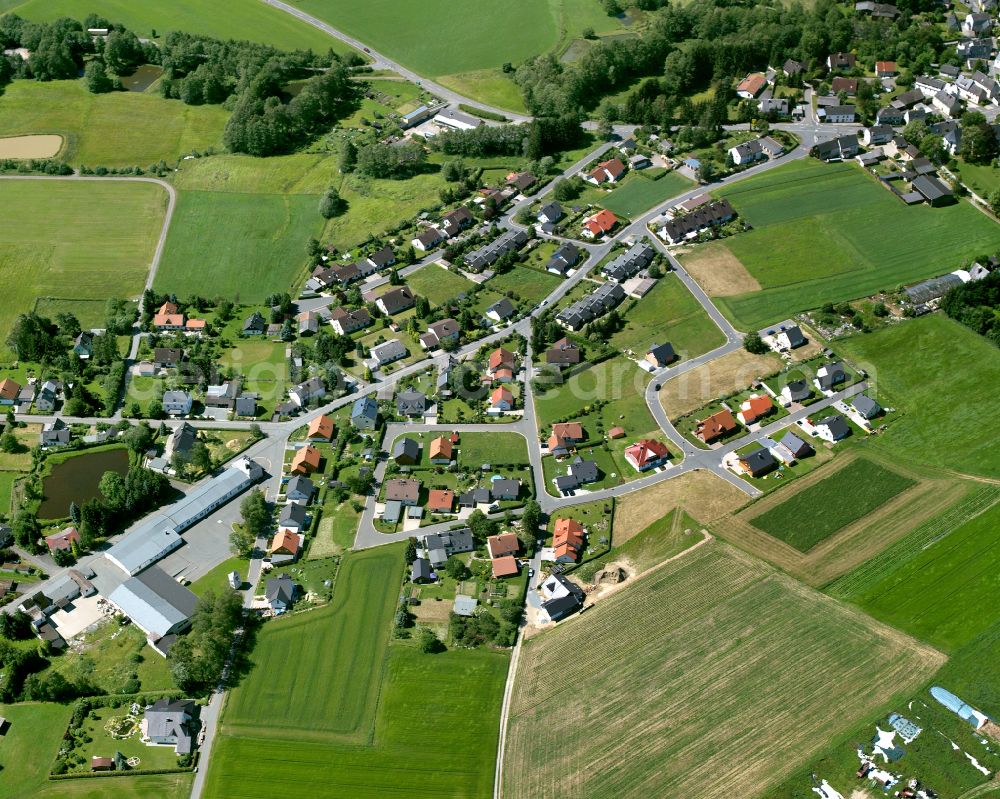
xmin=503 ymin=542 xmax=943 ymax=799
xmin=154 ymin=190 xmax=322 ymax=302
xmin=609 ymin=273 xmax=726 ymax=360
xmin=749 ymin=457 xmax=916 ymax=551
xmin=0 ymin=80 xmax=228 ymax=167
xmin=712 ymin=161 xmax=1000 ymax=329
xmin=204 ymin=545 xmax=508 ymax=799
xmin=0 ymin=179 xmax=165 ymax=356
xmin=839 ymin=314 xmax=1000 ymax=479
xmin=404 ymin=263 xmax=479 ymax=306
xmin=7 ymin=0 xmax=350 ymax=54
xmin=600 ymin=171 xmax=692 ymax=218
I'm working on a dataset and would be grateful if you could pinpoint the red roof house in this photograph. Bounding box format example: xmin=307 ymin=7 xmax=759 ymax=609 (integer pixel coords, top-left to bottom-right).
xmin=45 ymin=526 xmax=79 ymax=552
xmin=582 ymin=209 xmax=619 ymax=239
xmin=624 ymin=439 xmax=670 ymax=472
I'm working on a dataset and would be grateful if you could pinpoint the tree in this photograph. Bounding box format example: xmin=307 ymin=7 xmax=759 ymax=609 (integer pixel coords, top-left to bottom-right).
xmin=249 ymin=423 xmax=263 ymax=440
xmin=990 ymin=188 xmax=1000 ymax=217
xmin=445 ymin=556 xmax=468 ymax=581
xmin=697 ymin=161 xmax=716 ymax=183
xmin=11 ymin=510 xmax=40 ymax=550
xmin=419 ymin=627 xmax=445 ymax=654
xmin=404 ymin=537 xmax=418 ymax=564
xmin=239 ymin=489 xmax=270 ymax=539
xmin=339 ymin=139 xmax=357 ymax=173
xmin=123 ymin=422 xmax=155 ymax=454
xmin=147 ymin=399 xmax=164 ymax=420
xmin=229 ymin=524 xmax=255 ymax=558
xmin=104 ymin=28 xmax=144 ymax=73
xmin=519 ymin=500 xmax=541 ymax=548
xmin=960 ymin=111 xmax=998 ymax=164
xmin=68 ymin=501 xmax=81 ymax=526
xmin=0 ymin=429 xmax=19 ymax=454
xmin=467 ymin=509 xmax=498 ymax=542
xmin=190 ymin=441 xmax=213 ymax=474
xmin=743 ymin=330 xmax=769 ymax=355
xmin=318 ymin=186 xmax=345 ymax=218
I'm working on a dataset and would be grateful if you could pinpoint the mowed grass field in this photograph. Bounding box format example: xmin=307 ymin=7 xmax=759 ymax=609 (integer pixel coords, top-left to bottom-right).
xmin=0 ymin=80 xmax=228 ymax=167
xmin=750 ymin=457 xmax=916 ymax=552
xmin=5 ymin=0 xmax=351 ymax=54
xmin=601 ymin=171 xmax=692 ymax=218
xmin=205 ymin=545 xmax=509 ymax=799
xmin=839 ymin=314 xmax=1000 ymax=478
xmin=504 ymin=542 xmax=943 ymax=799
xmin=154 ymin=190 xmax=322 ymax=302
xmin=713 ymin=161 xmax=1000 ymax=329
xmin=0 ymin=179 xmax=165 ymax=354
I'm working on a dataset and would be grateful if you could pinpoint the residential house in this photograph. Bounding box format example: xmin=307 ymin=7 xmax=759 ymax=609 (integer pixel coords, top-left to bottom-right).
xmin=458 ymin=488 xmax=491 ymax=508
xmin=821 ymin=105 xmax=856 ymax=123
xmin=264 ymin=575 xmax=296 ymax=614
xmin=366 ymin=245 xmax=396 ymax=271
xmin=815 ymin=413 xmax=851 ymax=442
xmin=645 ymin=342 xmax=676 ymax=369
xmin=657 ymin=200 xmax=736 ymax=244
xmin=297 ymin=311 xmax=319 ymax=337
xmin=963 ymin=11 xmax=993 ymax=36
xmin=351 ymin=396 xmax=378 ymax=430
xmin=582 ymin=209 xmax=619 ymax=239
xmin=488 ymin=347 xmax=516 ymax=376
xmin=736 ymin=72 xmax=767 ymax=99
xmin=370 ymin=338 xmax=408 ymax=367
xmin=876 ymin=106 xmax=905 ymax=126
xmin=441 ymin=206 xmax=475 ymax=238
xmin=827 ymin=52 xmax=857 ymax=71
xmin=330 ymin=307 xmax=372 ymax=336
xmin=780 ymin=431 xmax=814 ymax=460
xmin=585 ymin=157 xmax=627 ymax=185
xmin=161 ymin=390 xmax=192 ymax=417
xmin=204 ymin=380 xmax=241 ymax=412
xmin=290 ymin=376 xmax=326 ymax=407
xmin=695 ymin=409 xmax=739 ymax=443
xmin=601 ymin=241 xmax=655 ymax=282
xmin=392 ymin=438 xmax=421 ymax=465
xmin=781 ymin=379 xmax=812 ymax=404
xmin=165 ymin=422 xmax=197 ymax=461
xmin=420 ymin=317 xmax=460 ymax=350
xmin=486 ymin=298 xmax=516 ymax=323
xmin=396 ymin=390 xmax=427 ymax=418
xmin=738 ymin=447 xmax=778 ymax=478
xmin=783 ymin=59 xmax=805 ymax=76
xmin=153 ymin=348 xmax=183 ymax=369
xmin=269 ymin=530 xmax=301 ymax=564
xmin=412 ymin=227 xmax=444 ymax=252
xmin=813 ymin=135 xmax=860 ymax=161
xmin=568 ymin=456 xmax=599 ymax=484
xmin=831 ymin=76 xmax=858 ymax=96
xmin=556 ymin=282 xmax=625 ymax=330
xmin=0 ymin=378 xmax=20 ymax=406
xmin=242 ymin=311 xmax=267 ymax=336
xmin=73 ymin=331 xmax=93 ymax=359
xmin=491 ymin=478 xmax=520 ymax=501
xmin=537 ymin=202 xmax=563 ymax=228
xmin=142 ymin=699 xmax=198 ymax=754
xmin=859 ymin=125 xmax=894 ymax=147
xmin=278 ymin=502 xmax=308 ymax=533
xmin=426 ymin=489 xmax=454 ymax=513
xmin=429 ymin=436 xmax=453 ymax=464
xmin=411 ymin=558 xmax=432 ymax=583
xmin=464 ymin=229 xmax=528 ymax=272
xmin=759 ymin=96 xmax=789 ymax=116
xmin=492 ymin=556 xmax=519 ymax=578
xmin=852 ymin=394 xmax=882 ymax=419
xmin=547 ymin=243 xmax=580 ymax=275
xmin=153 ymin=301 xmax=185 ymax=330
xmin=546 ymin=337 xmax=581 ymax=365
xmin=507 ymin=171 xmax=537 ymax=193
xmin=487 ymin=533 xmax=520 ymax=560
xmin=933 ymin=90 xmax=962 ymax=118
xmin=624 ymin=439 xmax=670 ymax=472
xmin=490 ymin=387 xmax=514 ymax=412
xmin=376 ymin=287 xmax=415 ymax=316
xmin=307 ymin=414 xmax=334 ymax=441
xmin=737 ymin=394 xmax=774 ymax=425
xmin=915 ymin=75 xmax=946 ymax=98
xmin=290 ymin=444 xmax=322 ymax=475
xmin=816 ymin=362 xmax=847 ymax=391
xmin=539 ymin=573 xmax=585 ymax=621
xmin=774 ymin=325 xmax=806 ymax=350
xmin=728 ymin=136 xmax=784 ymax=166
xmin=45 ymin=526 xmax=79 ymax=553
xmin=875 ymin=60 xmax=899 ymax=77
xmin=548 ymin=422 xmax=585 ymax=456
xmin=422 ymin=529 xmax=474 ymax=567
xmin=855 ymin=1 xmax=899 ymax=17
xmin=384 ymin=478 xmax=420 ymax=505
xmin=553 ymin=518 xmax=586 ymax=563
xmin=286 ymin=475 xmax=315 ymax=504
xmin=34 ymin=380 xmax=59 ymax=412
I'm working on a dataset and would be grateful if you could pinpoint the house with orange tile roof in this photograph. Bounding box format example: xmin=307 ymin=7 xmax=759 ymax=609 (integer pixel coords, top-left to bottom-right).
xmin=492 ymin=555 xmax=520 ymax=578
xmin=307 ymin=414 xmax=335 ymax=441
xmin=624 ymin=439 xmax=670 ymax=472
xmin=490 ymin=387 xmax=513 ymax=412
xmin=185 ymin=318 xmax=206 ymax=333
xmin=736 ymin=394 xmax=774 ymax=425
xmin=548 ymin=422 xmax=585 ymax=456
xmin=585 ymin=157 xmax=626 ymax=185
xmin=553 ymin=518 xmax=585 ymax=563
xmin=736 ymin=72 xmax=767 ymax=99
xmin=290 ymin=444 xmax=322 ymax=474
xmin=426 ymin=489 xmax=455 ymax=513
xmin=607 ymin=426 xmax=625 ymax=439
xmin=488 ymin=347 xmax=516 ymax=375
xmin=695 ymin=409 xmax=739 ymax=443
xmin=45 ymin=526 xmax=80 ymax=552
xmin=269 ymin=530 xmax=301 ymax=563
xmin=0 ymin=378 xmax=21 ymax=405
xmin=153 ymin=301 xmax=185 ymax=330
xmin=582 ymin=209 xmax=618 ymax=239
xmin=428 ymin=436 xmax=453 ymax=464
xmin=487 ymin=533 xmax=520 ymax=559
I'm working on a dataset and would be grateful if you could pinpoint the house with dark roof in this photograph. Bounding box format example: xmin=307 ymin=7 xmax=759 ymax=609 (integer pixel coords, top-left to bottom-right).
xmin=827 ymin=52 xmax=857 ymax=71
xmin=774 ymin=325 xmax=806 ymax=350
xmin=547 ymin=243 xmax=580 ymax=275
xmin=816 ymin=414 xmax=851 ymax=442
xmin=142 ymin=699 xmax=198 ymax=754
xmin=376 ymin=287 xmax=415 ymax=316
xmin=420 ymin=317 xmax=460 ymax=350
xmin=392 ymin=438 xmax=421 ymax=465
xmin=396 ymin=390 xmax=427 ymax=417
xmin=568 ymin=456 xmax=600 ymax=484
xmin=602 ymin=241 xmax=654 ymax=283
xmin=911 ymin=174 xmax=954 ymax=206
xmin=442 ymin=206 xmax=475 ymax=238
xmin=366 ymin=245 xmax=396 ymax=270
xmin=411 ymin=557 xmax=432 ymax=583
xmin=286 ymin=475 xmax=315 ymax=504
xmin=491 ymin=478 xmax=520 ymax=501
xmin=422 ymin=529 xmax=474 ymax=567
xmin=738 ymin=447 xmax=778 ymax=478
xmin=645 ymin=342 xmax=676 ymax=369
xmin=458 ymin=487 xmax=491 ymax=508
xmin=781 ymin=379 xmax=812 ymax=405
xmin=815 ymin=362 xmax=847 ymax=392
xmin=264 ymin=574 xmax=296 ymax=614
xmin=351 ymin=396 xmax=378 ymax=430
xmin=780 ymin=431 xmax=814 ymax=460
xmin=464 ymin=229 xmax=528 ymax=272
xmin=852 ymin=395 xmax=882 ymax=419
xmin=278 ymin=502 xmax=308 ymax=533
xmin=657 ymin=200 xmax=736 ymax=245
xmin=546 ymin=337 xmax=581 ymax=365
xmin=538 ymin=202 xmax=563 ymax=225
xmin=243 ymin=311 xmax=267 ymax=336
xmin=412 ymin=227 xmax=444 ymax=252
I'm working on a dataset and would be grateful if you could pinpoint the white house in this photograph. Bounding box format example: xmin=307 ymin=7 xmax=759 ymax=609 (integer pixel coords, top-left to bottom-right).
xmin=369 ymin=338 xmax=407 ymax=367
xmin=161 ymin=390 xmax=192 ymax=417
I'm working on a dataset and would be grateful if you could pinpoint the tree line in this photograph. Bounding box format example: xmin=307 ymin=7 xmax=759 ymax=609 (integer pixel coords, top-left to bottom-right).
xmin=941 ymin=270 xmax=1000 ymax=348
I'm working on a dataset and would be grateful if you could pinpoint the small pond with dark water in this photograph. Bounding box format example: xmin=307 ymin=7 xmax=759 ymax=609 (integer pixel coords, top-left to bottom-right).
xmin=38 ymin=447 xmax=130 ymax=519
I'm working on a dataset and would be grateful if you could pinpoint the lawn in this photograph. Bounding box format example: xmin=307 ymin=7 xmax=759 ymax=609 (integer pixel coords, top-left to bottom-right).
xmin=404 ymin=262 xmax=479 ymax=306
xmin=0 ymin=469 xmax=21 ymax=515
xmin=489 ymin=264 xmax=563 ymax=306
xmin=839 ymin=314 xmax=1000 ymax=479
xmin=0 ymin=79 xmax=228 ymax=167
xmin=750 ymin=457 xmax=915 ymax=552
xmin=0 ymin=179 xmax=166 ymax=357
xmin=503 ymin=541 xmax=943 ymax=799
xmin=204 ymin=544 xmax=509 ymax=799
xmin=712 ymin=161 xmax=1000 ymax=329
xmin=610 ymin=273 xmax=726 ymax=360
xmin=7 ymin=0 xmax=353 ymax=54
xmin=190 ymin=555 xmax=247 ymax=596
xmin=154 ymin=190 xmax=322 ymax=302
xmin=601 ymin=170 xmax=693 ymax=218
xmin=456 ymin=431 xmax=529 ymax=466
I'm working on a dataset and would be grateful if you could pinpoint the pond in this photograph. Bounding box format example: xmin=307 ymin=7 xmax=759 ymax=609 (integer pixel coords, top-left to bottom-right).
xmin=38 ymin=447 xmax=130 ymax=520
xmin=120 ymin=64 xmax=163 ymax=92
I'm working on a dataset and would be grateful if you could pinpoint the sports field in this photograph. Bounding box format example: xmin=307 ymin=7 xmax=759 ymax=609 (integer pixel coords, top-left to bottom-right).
xmin=0 ymin=179 xmax=166 ymax=355
xmin=6 ymin=0 xmax=351 ymax=54
xmin=503 ymin=542 xmax=943 ymax=799
xmin=154 ymin=190 xmax=322 ymax=302
xmin=839 ymin=314 xmax=1000 ymax=478
xmin=609 ymin=273 xmax=726 ymax=359
xmin=205 ymin=546 xmax=508 ymax=798
xmin=712 ymin=161 xmax=1000 ymax=329
xmin=750 ymin=457 xmax=916 ymax=551
xmin=0 ymin=80 xmax=228 ymax=167
xmin=601 ymin=171 xmax=692 ymax=218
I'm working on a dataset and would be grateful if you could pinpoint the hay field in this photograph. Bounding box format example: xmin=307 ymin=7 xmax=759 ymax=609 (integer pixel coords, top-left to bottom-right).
xmin=658 ymin=347 xmax=782 ymax=418
xmin=678 ymin=242 xmax=762 ymax=296
xmin=0 ymin=134 xmax=62 ymax=158
xmin=503 ymin=542 xmax=944 ymax=799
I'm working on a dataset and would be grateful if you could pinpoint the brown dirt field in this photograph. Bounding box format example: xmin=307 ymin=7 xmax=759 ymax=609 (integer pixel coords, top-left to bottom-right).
xmin=0 ymin=134 xmax=62 ymax=158
xmin=679 ymin=242 xmax=762 ymax=296
xmin=612 ymin=470 xmax=749 ymax=542
xmin=412 ymin=598 xmax=452 ymax=623
xmin=659 ymin=348 xmax=783 ymax=418
xmin=714 ymin=451 xmax=974 ymax=587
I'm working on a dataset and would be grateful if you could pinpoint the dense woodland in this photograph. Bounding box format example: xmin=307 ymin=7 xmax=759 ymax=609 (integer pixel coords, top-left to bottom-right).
xmin=942 ymin=271 xmax=1000 ymax=347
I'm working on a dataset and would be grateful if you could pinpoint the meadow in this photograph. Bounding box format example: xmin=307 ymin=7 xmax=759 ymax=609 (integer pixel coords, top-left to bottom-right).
xmin=712 ymin=161 xmax=1000 ymax=329
xmin=153 ymin=190 xmax=322 ymax=302
xmin=489 ymin=264 xmax=563 ymax=305
xmin=404 ymin=263 xmax=479 ymax=306
xmin=0 ymin=179 xmax=165 ymax=355
xmin=6 ymin=0 xmax=350 ymax=54
xmin=609 ymin=273 xmax=726 ymax=359
xmin=750 ymin=457 xmax=916 ymax=551
xmin=839 ymin=314 xmax=1000 ymax=478
xmin=503 ymin=541 xmax=943 ymax=799
xmin=0 ymin=80 xmax=228 ymax=167
xmin=600 ymin=170 xmax=692 ymax=218
xmin=204 ymin=545 xmax=509 ymax=798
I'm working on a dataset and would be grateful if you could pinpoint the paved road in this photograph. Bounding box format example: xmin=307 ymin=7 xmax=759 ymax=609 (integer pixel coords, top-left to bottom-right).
xmin=259 ymin=0 xmax=531 ymax=122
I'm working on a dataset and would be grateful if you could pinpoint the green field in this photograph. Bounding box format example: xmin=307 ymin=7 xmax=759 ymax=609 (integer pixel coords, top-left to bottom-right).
xmin=154 ymin=190 xmax=322 ymax=302
xmin=504 ymin=542 xmax=943 ymax=799
xmin=5 ymin=0 xmax=352 ymax=54
xmin=601 ymin=171 xmax=692 ymax=218
xmin=750 ymin=458 xmax=915 ymax=552
xmin=713 ymin=161 xmax=1000 ymax=329
xmin=489 ymin=265 xmax=563 ymax=305
xmin=839 ymin=314 xmax=1000 ymax=478
xmin=610 ymin=273 xmax=726 ymax=359
xmin=0 ymin=179 xmax=166 ymax=356
xmin=205 ymin=545 xmax=509 ymax=798
xmin=404 ymin=263 xmax=479 ymax=306
xmin=0 ymin=80 xmax=228 ymax=167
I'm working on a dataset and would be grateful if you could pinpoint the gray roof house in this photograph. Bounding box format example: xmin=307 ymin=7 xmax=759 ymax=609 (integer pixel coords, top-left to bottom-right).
xmin=396 ymin=390 xmax=427 ymax=417
xmin=852 ymin=395 xmax=882 ymax=420
xmin=459 ymin=488 xmax=491 ymax=507
xmin=486 ymin=298 xmax=516 ymax=322
xmin=782 ymin=379 xmax=812 ymax=403
xmin=569 ymin=457 xmax=600 ymax=484
xmin=491 ymin=478 xmax=520 ymax=501
xmin=423 ymin=529 xmax=475 ymax=567
xmin=816 ymin=362 xmax=847 ymax=391
xmin=554 ymin=474 xmax=580 ymax=494
xmin=816 ymin=414 xmax=851 ymax=442
xmin=286 ymin=475 xmax=315 ymax=503
xmin=278 ymin=502 xmax=308 ymax=532
xmin=537 ymin=202 xmax=563 ymax=225
xmin=264 ymin=574 xmax=296 ymax=614
xmin=351 ymin=396 xmax=379 ymax=429
xmin=40 ymin=418 xmax=70 ymax=448
xmin=243 ymin=311 xmax=268 ymax=335
xmin=547 ymin=243 xmax=580 ymax=275
xmin=392 ymin=437 xmax=421 ymax=465
xmin=780 ymin=431 xmax=814 ymax=459
xmin=143 ymin=699 xmax=198 ymax=754
xmin=411 ymin=557 xmax=432 ymax=583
